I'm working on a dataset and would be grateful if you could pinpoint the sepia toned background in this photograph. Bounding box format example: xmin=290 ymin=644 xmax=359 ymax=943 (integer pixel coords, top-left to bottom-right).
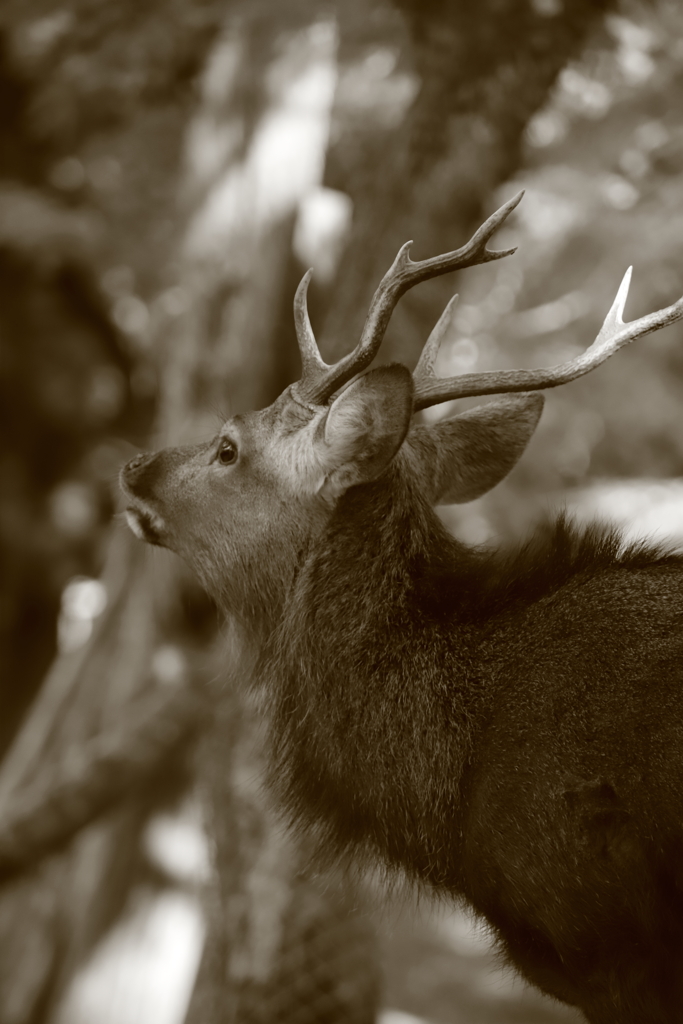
xmin=1 ymin=0 xmax=683 ymax=1022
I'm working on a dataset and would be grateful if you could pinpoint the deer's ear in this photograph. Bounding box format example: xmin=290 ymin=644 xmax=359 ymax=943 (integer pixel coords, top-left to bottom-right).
xmin=407 ymin=393 xmax=544 ymax=505
xmin=316 ymin=364 xmax=414 ymax=500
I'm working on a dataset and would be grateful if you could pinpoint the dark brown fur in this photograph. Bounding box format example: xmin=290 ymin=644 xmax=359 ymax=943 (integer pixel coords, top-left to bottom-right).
xmin=264 ymin=465 xmax=683 ymax=1023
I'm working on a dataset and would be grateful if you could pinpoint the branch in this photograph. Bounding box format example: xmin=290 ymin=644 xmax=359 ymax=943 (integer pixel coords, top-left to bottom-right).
xmin=0 ymin=686 xmax=208 ymax=884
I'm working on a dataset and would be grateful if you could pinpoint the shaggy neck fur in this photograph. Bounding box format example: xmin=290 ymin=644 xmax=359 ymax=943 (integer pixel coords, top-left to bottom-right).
xmin=263 ymin=462 xmax=487 ymax=887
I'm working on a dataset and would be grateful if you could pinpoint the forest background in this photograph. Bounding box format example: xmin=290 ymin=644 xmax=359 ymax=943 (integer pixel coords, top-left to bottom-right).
xmin=1 ymin=0 xmax=682 ymax=1022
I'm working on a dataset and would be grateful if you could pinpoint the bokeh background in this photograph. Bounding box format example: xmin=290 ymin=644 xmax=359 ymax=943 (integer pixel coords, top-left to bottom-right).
xmin=1 ymin=0 xmax=683 ymax=1022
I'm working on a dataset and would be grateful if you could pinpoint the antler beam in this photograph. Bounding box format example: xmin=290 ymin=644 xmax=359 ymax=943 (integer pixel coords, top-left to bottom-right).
xmin=412 ymin=268 xmax=683 ymax=411
xmin=292 ymin=191 xmax=525 ymax=406
xmin=292 ymin=192 xmax=683 ymax=413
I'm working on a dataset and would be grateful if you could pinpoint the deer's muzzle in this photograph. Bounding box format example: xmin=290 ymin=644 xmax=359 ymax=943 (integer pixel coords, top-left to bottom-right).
xmin=120 ymin=452 xmax=168 ymax=546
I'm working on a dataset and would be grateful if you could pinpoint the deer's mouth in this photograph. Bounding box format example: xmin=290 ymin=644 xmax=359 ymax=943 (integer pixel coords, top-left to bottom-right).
xmin=124 ymin=505 xmax=167 ymax=547
xmin=120 ymin=455 xmax=169 ymax=547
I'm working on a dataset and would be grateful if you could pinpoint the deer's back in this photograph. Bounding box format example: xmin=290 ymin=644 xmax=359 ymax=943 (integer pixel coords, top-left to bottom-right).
xmin=459 ymin=556 xmax=683 ymax=971
xmin=479 ymin=556 xmax=683 ymax=795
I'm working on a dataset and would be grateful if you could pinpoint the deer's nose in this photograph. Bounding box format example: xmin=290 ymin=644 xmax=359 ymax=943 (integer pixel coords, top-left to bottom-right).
xmin=124 ymin=452 xmax=158 ymax=479
xmin=121 ymin=451 xmax=158 ymax=496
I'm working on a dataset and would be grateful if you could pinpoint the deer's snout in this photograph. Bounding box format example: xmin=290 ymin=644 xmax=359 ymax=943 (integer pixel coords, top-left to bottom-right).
xmin=119 ymin=439 xmax=214 ymax=550
xmin=120 ymin=451 xmax=169 ymax=546
xmin=120 ymin=451 xmax=163 ymax=500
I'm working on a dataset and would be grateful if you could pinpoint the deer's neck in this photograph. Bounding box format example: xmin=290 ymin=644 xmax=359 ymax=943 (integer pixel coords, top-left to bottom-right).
xmin=263 ymin=469 xmax=485 ymax=888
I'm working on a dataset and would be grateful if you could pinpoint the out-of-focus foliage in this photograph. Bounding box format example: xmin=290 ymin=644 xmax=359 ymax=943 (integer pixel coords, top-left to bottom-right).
xmin=319 ymin=0 xmax=615 ymax=365
xmin=0 ymin=0 xmax=228 ymax=756
xmin=437 ymin=1 xmax=683 ymax=542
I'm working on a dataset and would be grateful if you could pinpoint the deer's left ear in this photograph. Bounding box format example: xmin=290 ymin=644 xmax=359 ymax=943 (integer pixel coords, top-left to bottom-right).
xmin=406 ymin=393 xmax=544 ymax=505
xmin=315 ymin=364 xmax=414 ymax=500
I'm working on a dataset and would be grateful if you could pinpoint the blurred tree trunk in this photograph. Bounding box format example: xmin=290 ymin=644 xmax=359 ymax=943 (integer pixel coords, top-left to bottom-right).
xmin=0 ymin=1 xmax=621 ymax=1023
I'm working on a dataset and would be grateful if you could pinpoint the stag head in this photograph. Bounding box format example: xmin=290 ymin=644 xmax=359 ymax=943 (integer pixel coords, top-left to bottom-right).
xmin=121 ymin=193 xmax=683 ymax=620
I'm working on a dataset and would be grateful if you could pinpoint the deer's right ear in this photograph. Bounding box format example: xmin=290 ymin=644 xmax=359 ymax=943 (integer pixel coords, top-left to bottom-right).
xmin=407 ymin=392 xmax=544 ymax=505
xmin=314 ymin=364 xmax=414 ymax=500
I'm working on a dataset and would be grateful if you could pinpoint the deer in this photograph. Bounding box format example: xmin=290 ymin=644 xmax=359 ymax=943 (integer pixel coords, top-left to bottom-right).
xmin=121 ymin=191 xmax=683 ymax=1024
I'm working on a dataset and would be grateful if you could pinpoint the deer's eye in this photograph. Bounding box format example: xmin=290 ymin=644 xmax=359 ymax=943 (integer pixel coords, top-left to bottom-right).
xmin=217 ymin=440 xmax=238 ymax=466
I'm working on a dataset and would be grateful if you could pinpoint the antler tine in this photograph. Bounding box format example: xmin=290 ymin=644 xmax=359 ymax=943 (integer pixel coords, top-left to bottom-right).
xmin=413 ymin=268 xmax=683 ymax=412
xmin=293 ymin=269 xmax=328 ymax=379
xmin=293 ymin=191 xmax=525 ymax=406
xmin=414 ymin=294 xmax=460 ymax=381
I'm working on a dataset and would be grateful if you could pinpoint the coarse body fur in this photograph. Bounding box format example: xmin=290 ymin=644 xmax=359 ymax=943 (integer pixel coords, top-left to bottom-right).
xmin=263 ymin=462 xmax=683 ymax=1023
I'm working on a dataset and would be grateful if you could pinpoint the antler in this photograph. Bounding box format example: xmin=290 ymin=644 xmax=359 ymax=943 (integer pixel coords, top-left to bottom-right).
xmin=412 ymin=267 xmax=683 ymax=411
xmin=292 ymin=191 xmax=683 ymax=411
xmin=292 ymin=190 xmax=525 ymax=406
